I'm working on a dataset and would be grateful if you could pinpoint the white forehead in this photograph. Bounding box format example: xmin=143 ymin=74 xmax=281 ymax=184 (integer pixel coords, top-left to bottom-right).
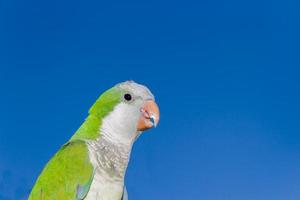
xmin=117 ymin=80 xmax=154 ymax=100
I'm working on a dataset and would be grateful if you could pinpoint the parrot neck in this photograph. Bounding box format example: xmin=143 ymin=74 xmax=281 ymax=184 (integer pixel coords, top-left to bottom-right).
xmin=87 ymin=135 xmax=133 ymax=180
xmin=87 ymin=103 xmax=142 ymax=180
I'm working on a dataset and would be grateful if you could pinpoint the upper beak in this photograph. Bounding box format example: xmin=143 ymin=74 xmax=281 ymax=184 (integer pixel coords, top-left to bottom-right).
xmin=137 ymin=100 xmax=160 ymax=131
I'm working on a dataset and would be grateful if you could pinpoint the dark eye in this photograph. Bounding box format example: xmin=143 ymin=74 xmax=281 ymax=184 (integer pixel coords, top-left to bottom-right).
xmin=124 ymin=93 xmax=132 ymax=101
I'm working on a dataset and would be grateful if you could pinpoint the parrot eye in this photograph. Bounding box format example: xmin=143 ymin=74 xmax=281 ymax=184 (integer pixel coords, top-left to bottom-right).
xmin=124 ymin=93 xmax=132 ymax=101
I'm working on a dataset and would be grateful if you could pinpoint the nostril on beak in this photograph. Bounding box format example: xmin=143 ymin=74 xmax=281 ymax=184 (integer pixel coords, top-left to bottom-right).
xmin=140 ymin=108 xmax=150 ymax=118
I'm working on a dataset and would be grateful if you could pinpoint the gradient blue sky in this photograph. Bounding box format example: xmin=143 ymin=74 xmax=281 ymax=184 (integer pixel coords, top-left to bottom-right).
xmin=1 ymin=0 xmax=300 ymax=199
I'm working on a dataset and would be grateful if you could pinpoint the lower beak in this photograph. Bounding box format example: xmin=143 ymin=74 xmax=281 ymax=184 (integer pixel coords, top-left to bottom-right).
xmin=137 ymin=100 xmax=160 ymax=131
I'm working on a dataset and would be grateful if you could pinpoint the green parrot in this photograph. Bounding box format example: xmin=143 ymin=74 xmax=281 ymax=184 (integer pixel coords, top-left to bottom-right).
xmin=28 ymin=81 xmax=160 ymax=200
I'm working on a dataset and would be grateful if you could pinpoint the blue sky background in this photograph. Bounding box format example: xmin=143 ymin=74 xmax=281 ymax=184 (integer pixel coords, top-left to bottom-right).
xmin=0 ymin=0 xmax=300 ymax=199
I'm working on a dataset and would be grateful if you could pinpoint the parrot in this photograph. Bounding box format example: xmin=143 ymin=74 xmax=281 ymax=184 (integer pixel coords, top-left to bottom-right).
xmin=28 ymin=81 xmax=160 ymax=200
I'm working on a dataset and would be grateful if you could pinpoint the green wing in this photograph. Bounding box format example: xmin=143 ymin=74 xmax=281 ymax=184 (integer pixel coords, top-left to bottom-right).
xmin=29 ymin=140 xmax=94 ymax=200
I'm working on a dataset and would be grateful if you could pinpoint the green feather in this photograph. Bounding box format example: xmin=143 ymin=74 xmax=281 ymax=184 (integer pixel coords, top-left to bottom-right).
xmin=76 ymin=169 xmax=95 ymax=200
xmin=29 ymin=85 xmax=126 ymax=199
xmin=71 ymin=87 xmax=122 ymax=141
xmin=28 ymin=141 xmax=93 ymax=200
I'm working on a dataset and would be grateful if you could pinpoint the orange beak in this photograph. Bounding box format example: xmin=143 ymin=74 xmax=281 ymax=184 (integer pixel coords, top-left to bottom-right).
xmin=137 ymin=100 xmax=160 ymax=131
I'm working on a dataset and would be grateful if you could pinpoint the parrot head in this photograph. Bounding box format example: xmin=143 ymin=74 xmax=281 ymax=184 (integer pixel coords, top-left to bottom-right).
xmin=76 ymin=81 xmax=160 ymax=143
